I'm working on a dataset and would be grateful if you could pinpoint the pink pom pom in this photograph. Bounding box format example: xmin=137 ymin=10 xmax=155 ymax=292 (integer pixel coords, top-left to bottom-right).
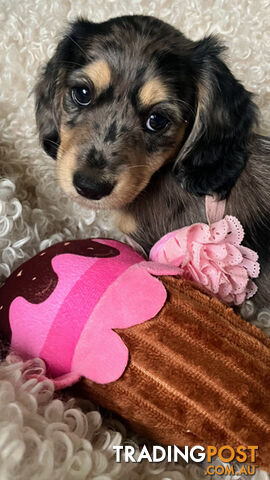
xmin=150 ymin=216 xmax=260 ymax=306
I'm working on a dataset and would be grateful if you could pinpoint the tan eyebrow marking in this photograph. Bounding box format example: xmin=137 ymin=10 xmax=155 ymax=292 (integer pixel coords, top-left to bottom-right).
xmin=138 ymin=78 xmax=169 ymax=106
xmin=83 ymin=59 xmax=111 ymax=92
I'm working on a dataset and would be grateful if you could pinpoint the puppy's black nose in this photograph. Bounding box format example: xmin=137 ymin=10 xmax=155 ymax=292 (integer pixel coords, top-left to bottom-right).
xmin=73 ymin=172 xmax=114 ymax=200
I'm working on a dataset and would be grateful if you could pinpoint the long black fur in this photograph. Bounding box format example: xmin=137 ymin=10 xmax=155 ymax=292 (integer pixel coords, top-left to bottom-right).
xmin=175 ymin=36 xmax=258 ymax=198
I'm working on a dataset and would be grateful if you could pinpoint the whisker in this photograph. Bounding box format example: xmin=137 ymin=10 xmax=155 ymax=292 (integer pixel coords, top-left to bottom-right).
xmin=60 ymin=60 xmax=86 ymax=69
xmin=44 ymin=139 xmax=59 ymax=147
xmin=175 ymin=98 xmax=196 ymax=118
xmin=125 ymin=164 xmax=143 ymax=169
xmin=65 ymin=34 xmax=91 ymax=62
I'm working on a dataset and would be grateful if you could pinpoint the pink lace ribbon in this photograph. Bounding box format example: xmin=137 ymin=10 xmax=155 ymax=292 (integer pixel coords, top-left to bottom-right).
xmin=150 ymin=215 xmax=260 ymax=305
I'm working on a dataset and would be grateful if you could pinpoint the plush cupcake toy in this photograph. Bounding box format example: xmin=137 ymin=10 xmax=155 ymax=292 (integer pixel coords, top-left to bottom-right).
xmin=0 ymin=211 xmax=269 ymax=471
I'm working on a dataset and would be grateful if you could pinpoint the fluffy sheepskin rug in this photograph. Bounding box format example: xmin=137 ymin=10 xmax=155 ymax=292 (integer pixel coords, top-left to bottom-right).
xmin=0 ymin=356 xmax=269 ymax=480
xmin=0 ymin=0 xmax=269 ymax=479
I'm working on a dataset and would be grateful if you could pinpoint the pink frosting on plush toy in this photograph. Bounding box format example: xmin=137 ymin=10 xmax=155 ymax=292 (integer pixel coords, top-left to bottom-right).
xmin=150 ymin=215 xmax=260 ymax=305
xmin=8 ymin=239 xmax=180 ymax=387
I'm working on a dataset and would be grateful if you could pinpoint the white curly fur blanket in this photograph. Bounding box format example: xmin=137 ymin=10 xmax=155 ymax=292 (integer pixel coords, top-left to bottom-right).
xmin=0 ymin=1 xmax=269 ymax=479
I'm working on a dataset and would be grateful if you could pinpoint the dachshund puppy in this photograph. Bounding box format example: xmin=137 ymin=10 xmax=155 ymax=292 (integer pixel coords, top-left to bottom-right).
xmin=35 ymin=15 xmax=270 ymax=311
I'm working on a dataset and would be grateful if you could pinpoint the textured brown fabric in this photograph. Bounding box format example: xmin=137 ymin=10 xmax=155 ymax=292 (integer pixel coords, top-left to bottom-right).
xmin=76 ymin=277 xmax=270 ymax=471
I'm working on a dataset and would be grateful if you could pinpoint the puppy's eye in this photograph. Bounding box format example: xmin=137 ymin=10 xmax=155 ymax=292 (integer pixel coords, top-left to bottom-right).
xmin=146 ymin=113 xmax=169 ymax=132
xmin=71 ymin=86 xmax=92 ymax=106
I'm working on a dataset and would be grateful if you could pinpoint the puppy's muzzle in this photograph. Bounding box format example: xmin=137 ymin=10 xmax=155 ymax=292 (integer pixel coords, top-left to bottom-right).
xmin=73 ymin=172 xmax=115 ymax=200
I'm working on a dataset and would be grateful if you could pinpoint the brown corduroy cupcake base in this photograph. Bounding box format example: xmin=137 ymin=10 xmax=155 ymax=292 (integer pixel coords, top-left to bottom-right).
xmin=76 ymin=277 xmax=270 ymax=471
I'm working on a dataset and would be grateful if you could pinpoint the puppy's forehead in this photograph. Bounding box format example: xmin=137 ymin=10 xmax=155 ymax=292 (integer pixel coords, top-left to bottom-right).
xmin=83 ymin=40 xmax=157 ymax=82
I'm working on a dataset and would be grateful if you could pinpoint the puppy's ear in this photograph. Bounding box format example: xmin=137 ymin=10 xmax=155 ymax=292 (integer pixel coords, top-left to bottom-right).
xmin=175 ymin=36 xmax=258 ymax=198
xmin=34 ymin=19 xmax=93 ymax=159
xmin=34 ymin=50 xmax=63 ymax=159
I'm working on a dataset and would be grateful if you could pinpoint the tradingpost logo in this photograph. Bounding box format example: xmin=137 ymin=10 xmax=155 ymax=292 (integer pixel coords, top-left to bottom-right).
xmin=113 ymin=444 xmax=258 ymax=476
